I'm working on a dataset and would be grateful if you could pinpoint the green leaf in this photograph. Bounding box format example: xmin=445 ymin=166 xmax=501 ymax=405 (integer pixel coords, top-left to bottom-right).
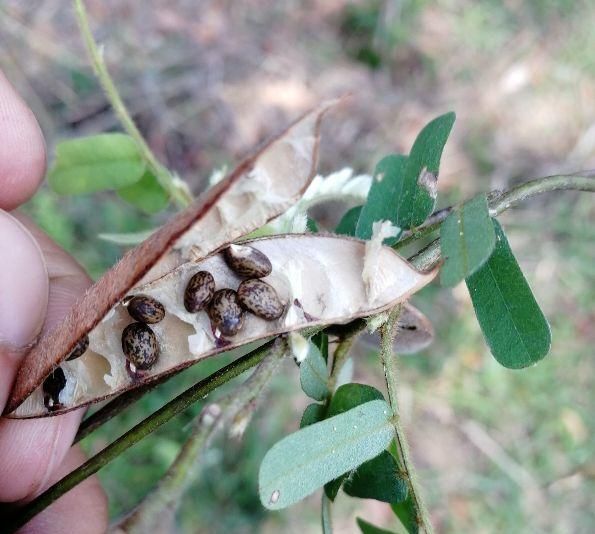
xmin=344 ymin=450 xmax=408 ymax=503
xmin=391 ymin=495 xmax=419 ymax=534
xmin=328 ymin=383 xmax=384 ymax=417
xmin=259 ymin=400 xmax=394 ymax=510
xmin=300 ymin=403 xmax=326 ymax=428
xmin=335 ymin=205 xmax=363 ymax=236
xmin=307 ymin=217 xmax=319 ymax=233
xmin=312 ymin=331 xmax=329 ymax=363
xmin=324 ymin=475 xmax=345 ymax=501
xmin=356 ymin=155 xmax=408 ymax=243
xmin=396 ymin=112 xmax=456 ymax=229
xmin=357 ymin=518 xmax=398 ymax=534
xmin=48 ymin=133 xmax=146 ymax=194
xmin=466 ymin=220 xmax=551 ymax=368
xmin=300 ymin=342 xmax=330 ymax=401
xmin=440 ymin=193 xmax=496 ymax=287
xmin=117 ymin=170 xmax=169 ymax=214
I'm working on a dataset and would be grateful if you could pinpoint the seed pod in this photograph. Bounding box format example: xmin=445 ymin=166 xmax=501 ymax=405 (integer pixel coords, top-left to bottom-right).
xmin=223 ymin=244 xmax=272 ymax=278
xmin=127 ymin=295 xmax=165 ymax=324
xmin=121 ymin=322 xmax=160 ymax=370
xmin=184 ymin=271 xmax=216 ymax=312
xmin=237 ymin=279 xmax=285 ymax=320
xmin=66 ymin=334 xmax=89 ymax=361
xmin=43 ymin=367 xmax=66 ymax=411
xmin=208 ymin=289 xmax=245 ymax=336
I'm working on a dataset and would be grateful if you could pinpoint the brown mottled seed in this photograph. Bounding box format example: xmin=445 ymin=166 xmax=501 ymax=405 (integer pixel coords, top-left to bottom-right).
xmin=208 ymin=289 xmax=245 ymax=336
xmin=43 ymin=367 xmax=66 ymax=411
xmin=223 ymin=244 xmax=272 ymax=278
xmin=127 ymin=295 xmax=165 ymax=324
xmin=121 ymin=322 xmax=160 ymax=370
xmin=237 ymin=279 xmax=285 ymax=320
xmin=184 ymin=271 xmax=216 ymax=312
xmin=66 ymin=334 xmax=89 ymax=361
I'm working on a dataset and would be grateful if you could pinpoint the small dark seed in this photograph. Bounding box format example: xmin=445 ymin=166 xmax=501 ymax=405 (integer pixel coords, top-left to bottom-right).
xmin=127 ymin=295 xmax=165 ymax=324
xmin=237 ymin=279 xmax=285 ymax=320
xmin=208 ymin=289 xmax=245 ymax=336
xmin=121 ymin=322 xmax=160 ymax=370
xmin=223 ymin=244 xmax=272 ymax=278
xmin=66 ymin=334 xmax=89 ymax=361
xmin=43 ymin=367 xmax=66 ymax=411
xmin=184 ymin=271 xmax=216 ymax=312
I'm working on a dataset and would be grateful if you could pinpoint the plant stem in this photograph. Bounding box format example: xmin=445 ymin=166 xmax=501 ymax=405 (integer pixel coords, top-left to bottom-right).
xmin=6 ymin=342 xmax=273 ymax=533
xmin=395 ymin=173 xmax=595 ymax=251
xmin=73 ymin=0 xmax=192 ymax=208
xmin=327 ymin=335 xmax=357 ymax=393
xmin=117 ymin=338 xmax=289 ymax=533
xmin=380 ymin=305 xmax=434 ymax=534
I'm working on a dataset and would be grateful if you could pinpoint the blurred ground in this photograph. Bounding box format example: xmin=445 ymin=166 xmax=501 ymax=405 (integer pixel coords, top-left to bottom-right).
xmin=1 ymin=1 xmax=594 ymax=533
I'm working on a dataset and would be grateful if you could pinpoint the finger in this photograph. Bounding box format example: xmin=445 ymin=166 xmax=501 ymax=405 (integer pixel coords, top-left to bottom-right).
xmin=0 ymin=214 xmax=92 ymax=502
xmin=17 ymin=446 xmax=108 ymax=534
xmin=0 ymin=210 xmax=49 ymax=408
xmin=0 ymin=71 xmax=46 ymax=210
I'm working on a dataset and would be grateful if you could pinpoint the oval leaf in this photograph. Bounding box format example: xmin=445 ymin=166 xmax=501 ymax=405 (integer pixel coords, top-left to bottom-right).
xmin=48 ymin=133 xmax=146 ymax=194
xmin=357 ymin=518 xmax=398 ymax=534
xmin=356 ymin=155 xmax=408 ymax=242
xmin=466 ymin=220 xmax=551 ymax=368
xmin=344 ymin=450 xmax=408 ymax=503
xmin=258 ymin=400 xmax=394 ymax=510
xmin=440 ymin=193 xmax=496 ymax=287
xmin=396 ymin=112 xmax=456 ymax=229
xmin=300 ymin=342 xmax=330 ymax=401
xmin=335 ymin=205 xmax=363 ymax=236
xmin=117 ymin=170 xmax=169 ymax=214
xmin=328 ymin=383 xmax=384 ymax=417
xmin=391 ymin=495 xmax=419 ymax=534
xmin=300 ymin=403 xmax=326 ymax=428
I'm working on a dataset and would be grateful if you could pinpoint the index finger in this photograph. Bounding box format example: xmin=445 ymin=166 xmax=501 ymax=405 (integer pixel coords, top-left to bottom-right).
xmin=0 ymin=71 xmax=46 ymax=210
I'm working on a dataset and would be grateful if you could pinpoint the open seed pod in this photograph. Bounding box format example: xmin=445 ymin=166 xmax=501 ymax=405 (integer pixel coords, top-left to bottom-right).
xmin=5 ymin=102 xmax=333 ymax=416
xmin=12 ymin=235 xmax=435 ymax=417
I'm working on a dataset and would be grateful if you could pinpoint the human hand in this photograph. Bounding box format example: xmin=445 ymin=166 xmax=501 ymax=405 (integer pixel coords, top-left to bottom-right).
xmin=0 ymin=71 xmax=107 ymax=533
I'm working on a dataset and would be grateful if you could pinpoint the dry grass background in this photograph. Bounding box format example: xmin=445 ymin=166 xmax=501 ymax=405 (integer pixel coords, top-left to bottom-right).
xmin=1 ymin=1 xmax=594 ymax=533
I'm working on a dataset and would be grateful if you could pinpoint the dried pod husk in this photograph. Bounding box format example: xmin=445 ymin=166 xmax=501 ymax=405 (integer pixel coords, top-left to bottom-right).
xmin=223 ymin=244 xmax=272 ymax=278
xmin=208 ymin=289 xmax=246 ymax=337
xmin=184 ymin=271 xmax=215 ymax=312
xmin=6 ymin=101 xmax=334 ymax=415
xmin=121 ymin=322 xmax=160 ymax=370
xmin=127 ymin=295 xmax=165 ymax=324
xmin=237 ymin=279 xmax=285 ymax=320
xmin=66 ymin=334 xmax=89 ymax=361
xmin=10 ymin=234 xmax=436 ymax=418
xmin=42 ymin=367 xmax=66 ymax=411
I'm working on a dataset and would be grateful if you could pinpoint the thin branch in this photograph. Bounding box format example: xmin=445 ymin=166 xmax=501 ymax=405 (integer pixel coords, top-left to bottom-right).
xmin=117 ymin=338 xmax=289 ymax=533
xmin=380 ymin=305 xmax=434 ymax=534
xmin=6 ymin=342 xmax=274 ymax=533
xmin=395 ymin=173 xmax=595 ymax=251
xmin=73 ymin=0 xmax=192 ymax=208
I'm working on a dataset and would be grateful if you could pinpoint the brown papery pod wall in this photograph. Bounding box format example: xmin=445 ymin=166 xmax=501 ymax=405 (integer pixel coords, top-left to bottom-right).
xmin=6 ymin=101 xmax=335 ymax=415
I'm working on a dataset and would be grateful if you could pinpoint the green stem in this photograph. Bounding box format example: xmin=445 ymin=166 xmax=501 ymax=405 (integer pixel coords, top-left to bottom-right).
xmin=395 ymin=173 xmax=595 ymax=252
xmin=380 ymin=305 xmax=434 ymax=534
xmin=6 ymin=342 xmax=273 ymax=533
xmin=404 ymin=173 xmax=595 ymax=271
xmin=118 ymin=338 xmax=289 ymax=533
xmin=327 ymin=336 xmax=357 ymax=393
xmin=73 ymin=0 xmax=192 ymax=208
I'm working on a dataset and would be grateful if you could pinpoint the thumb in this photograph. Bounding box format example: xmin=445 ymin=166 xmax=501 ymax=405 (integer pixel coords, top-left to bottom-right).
xmin=0 ymin=209 xmax=48 ymax=409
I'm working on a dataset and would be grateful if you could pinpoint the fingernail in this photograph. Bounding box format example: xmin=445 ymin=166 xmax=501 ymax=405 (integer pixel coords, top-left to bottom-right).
xmin=0 ymin=210 xmax=48 ymax=348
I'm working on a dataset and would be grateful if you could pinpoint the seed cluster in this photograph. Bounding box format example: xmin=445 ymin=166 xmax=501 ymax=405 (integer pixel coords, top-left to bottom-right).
xmin=184 ymin=244 xmax=285 ymax=338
